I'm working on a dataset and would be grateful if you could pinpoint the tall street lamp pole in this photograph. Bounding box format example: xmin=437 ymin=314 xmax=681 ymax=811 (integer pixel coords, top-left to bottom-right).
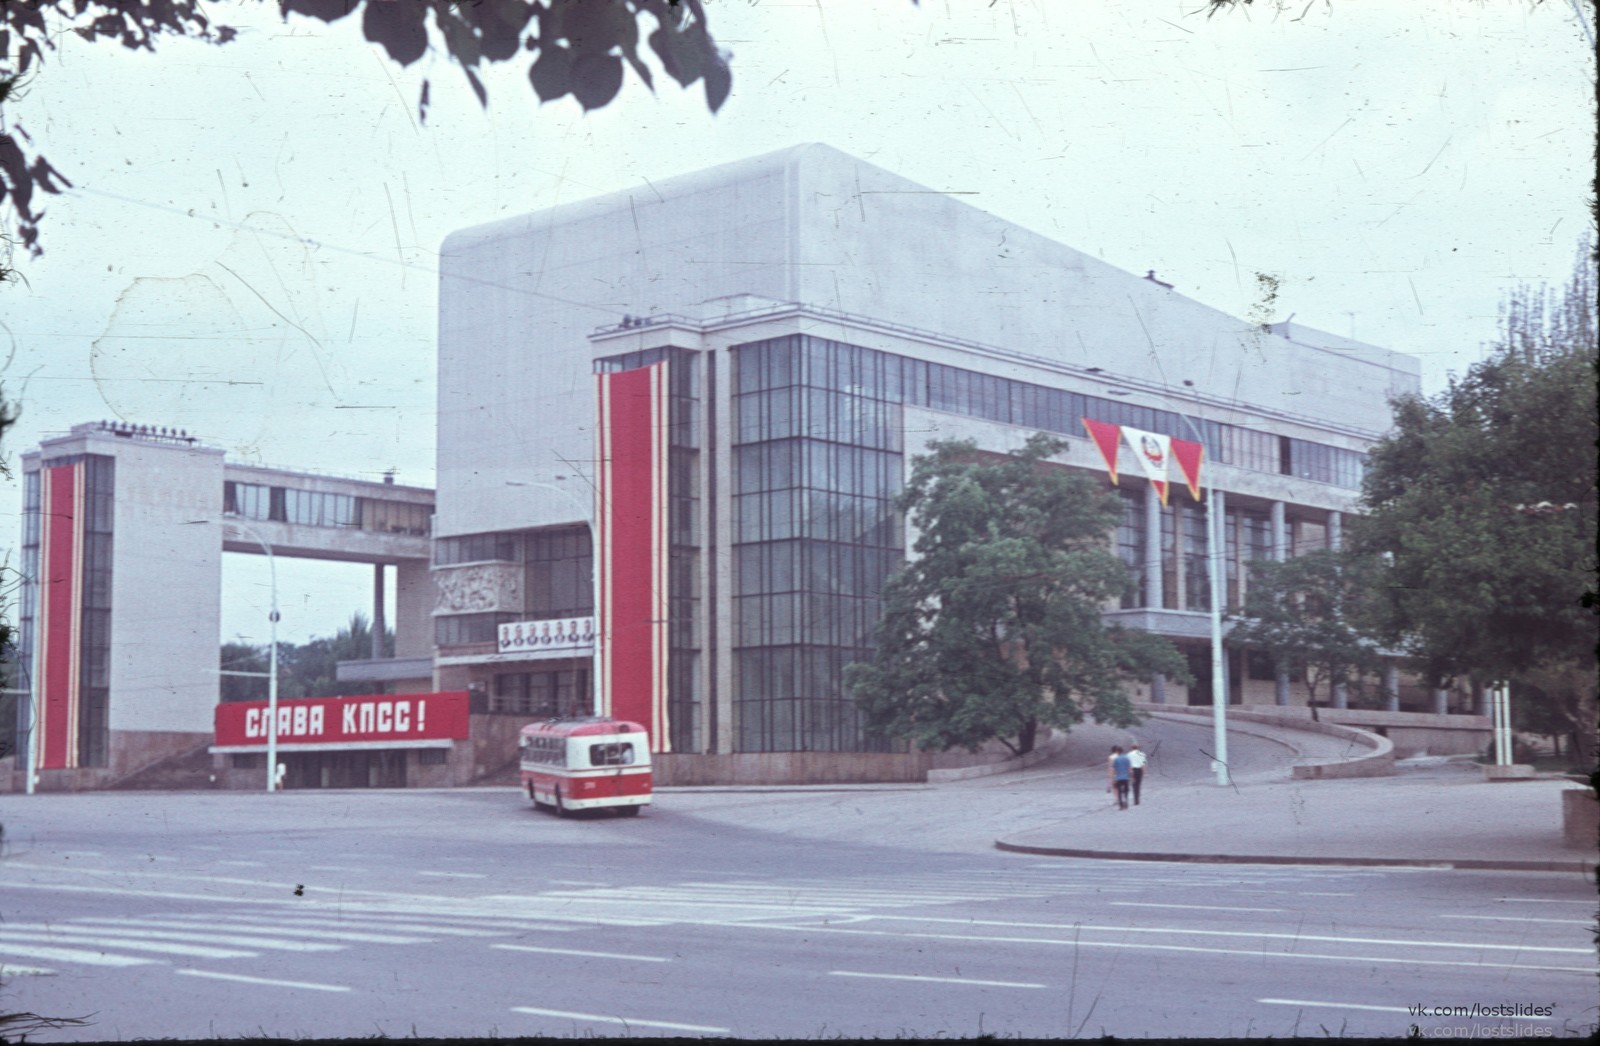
xmin=1175 ymin=383 xmax=1229 ymax=787
xmin=505 ymin=479 xmax=603 ymax=716
xmin=223 ymin=516 xmax=281 ymax=792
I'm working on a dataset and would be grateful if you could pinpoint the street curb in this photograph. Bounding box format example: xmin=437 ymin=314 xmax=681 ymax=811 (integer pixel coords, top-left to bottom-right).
xmin=992 ymin=838 xmax=1599 ymax=874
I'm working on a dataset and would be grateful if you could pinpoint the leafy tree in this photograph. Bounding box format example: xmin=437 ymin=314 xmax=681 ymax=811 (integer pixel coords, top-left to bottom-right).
xmin=220 ymin=611 xmax=394 ymax=701
xmin=1 ymin=0 xmax=731 ymax=267
xmin=847 ymin=434 xmax=1189 ymax=757
xmin=1349 ymin=242 xmax=1598 ymax=764
xmin=1227 ymin=549 xmax=1387 ymax=711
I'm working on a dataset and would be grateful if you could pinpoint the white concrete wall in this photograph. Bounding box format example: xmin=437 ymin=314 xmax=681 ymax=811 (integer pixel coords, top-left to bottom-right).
xmin=94 ymin=434 xmax=228 ymax=734
xmin=439 ymin=144 xmax=1419 ymax=550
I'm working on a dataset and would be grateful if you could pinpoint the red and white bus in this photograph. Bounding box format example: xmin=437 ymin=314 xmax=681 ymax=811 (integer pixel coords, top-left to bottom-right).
xmin=518 ymin=717 xmax=653 ymax=817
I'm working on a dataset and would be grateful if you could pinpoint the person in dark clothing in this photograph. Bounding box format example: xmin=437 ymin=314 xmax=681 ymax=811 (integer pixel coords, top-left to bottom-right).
xmin=1108 ymin=746 xmax=1132 ymax=810
xmin=1127 ymin=743 xmax=1146 ymax=805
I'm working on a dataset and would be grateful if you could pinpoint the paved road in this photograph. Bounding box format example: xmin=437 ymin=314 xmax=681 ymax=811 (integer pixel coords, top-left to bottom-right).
xmin=2 ymin=773 xmax=1594 ymax=1040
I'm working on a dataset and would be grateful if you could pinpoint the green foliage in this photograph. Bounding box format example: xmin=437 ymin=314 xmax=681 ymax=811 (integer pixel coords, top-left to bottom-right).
xmin=1350 ymin=244 xmax=1598 ymax=687
xmin=847 ymin=434 xmax=1189 ymax=757
xmin=220 ymin=611 xmax=394 ymax=702
xmin=1228 ymin=549 xmax=1386 ymax=707
xmin=1 ymin=0 xmax=730 ymax=260
xmin=1350 ymin=242 xmax=1597 ymax=765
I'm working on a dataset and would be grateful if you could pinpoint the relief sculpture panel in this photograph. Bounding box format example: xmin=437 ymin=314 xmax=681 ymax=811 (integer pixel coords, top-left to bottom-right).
xmin=433 ymin=564 xmax=523 ymax=614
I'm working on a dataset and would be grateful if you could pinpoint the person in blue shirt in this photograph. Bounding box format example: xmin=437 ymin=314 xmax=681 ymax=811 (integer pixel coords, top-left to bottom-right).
xmin=1108 ymin=746 xmax=1132 ymax=811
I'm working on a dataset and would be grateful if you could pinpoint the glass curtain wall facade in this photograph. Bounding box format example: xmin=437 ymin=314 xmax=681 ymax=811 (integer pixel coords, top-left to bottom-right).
xmin=733 ymin=336 xmax=904 ymax=753
xmin=16 ymin=455 xmax=114 ymax=767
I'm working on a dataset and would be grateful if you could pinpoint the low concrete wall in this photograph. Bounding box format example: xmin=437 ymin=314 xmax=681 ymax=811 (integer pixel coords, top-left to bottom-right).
xmin=1562 ymin=789 xmax=1598 ymax=851
xmin=1217 ymin=705 xmax=1488 ymax=758
xmin=1136 ymin=703 xmax=1395 ymax=779
xmin=653 ymin=751 xmax=934 ymax=786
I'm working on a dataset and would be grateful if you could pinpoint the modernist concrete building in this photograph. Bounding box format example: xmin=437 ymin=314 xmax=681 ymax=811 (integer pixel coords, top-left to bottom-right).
xmin=433 ymin=143 xmax=1488 ymax=782
xmin=4 ymin=421 xmax=438 ymax=791
xmin=9 ymin=145 xmax=1493 ymax=792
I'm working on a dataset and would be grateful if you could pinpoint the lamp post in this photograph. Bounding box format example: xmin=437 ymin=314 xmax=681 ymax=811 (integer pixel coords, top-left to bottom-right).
xmin=505 ymin=479 xmax=603 ymax=715
xmin=217 ymin=516 xmax=281 ymax=792
xmin=1169 ymin=382 xmax=1229 ymax=787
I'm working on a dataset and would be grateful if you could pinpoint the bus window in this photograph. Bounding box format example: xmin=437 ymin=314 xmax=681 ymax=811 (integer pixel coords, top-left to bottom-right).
xmin=589 ymin=742 xmax=635 ymax=767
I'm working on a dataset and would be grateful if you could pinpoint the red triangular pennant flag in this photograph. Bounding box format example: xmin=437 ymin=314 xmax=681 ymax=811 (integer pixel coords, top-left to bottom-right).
xmin=1082 ymin=418 xmax=1123 ymax=484
xmin=1171 ymin=438 xmax=1204 ymax=501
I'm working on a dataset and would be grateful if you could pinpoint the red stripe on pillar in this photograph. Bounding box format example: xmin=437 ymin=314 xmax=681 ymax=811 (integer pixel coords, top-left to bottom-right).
xmin=599 ymin=364 xmax=669 ymax=750
xmin=38 ymin=464 xmax=84 ymax=770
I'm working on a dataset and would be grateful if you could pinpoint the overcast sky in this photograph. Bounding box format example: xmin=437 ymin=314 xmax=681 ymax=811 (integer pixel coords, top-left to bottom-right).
xmin=1 ymin=0 xmax=1593 ymax=647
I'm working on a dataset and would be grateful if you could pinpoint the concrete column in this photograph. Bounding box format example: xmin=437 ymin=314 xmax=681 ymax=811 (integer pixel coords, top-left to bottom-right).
xmin=1143 ymin=482 xmax=1163 ymax=609
xmin=372 ymin=564 xmax=387 ymax=660
xmin=1150 ymin=672 xmax=1167 ymax=705
xmin=1270 ymin=501 xmax=1288 ymax=561
xmin=1172 ymin=503 xmax=1186 ymax=610
xmin=1327 ymin=510 xmax=1342 ymax=552
xmin=394 ymin=559 xmax=434 ymax=659
xmin=1475 ymin=682 xmax=1490 ymax=717
xmin=1275 ymin=665 xmax=1292 ymax=706
xmin=1433 ymin=688 xmax=1450 ymax=715
xmin=1383 ymin=663 xmax=1400 ymax=712
xmin=1332 ymin=681 xmax=1349 ymax=709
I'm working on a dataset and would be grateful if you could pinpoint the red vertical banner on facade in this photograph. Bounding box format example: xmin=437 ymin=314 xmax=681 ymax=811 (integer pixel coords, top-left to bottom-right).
xmin=36 ymin=464 xmax=85 ymax=770
xmin=597 ymin=363 xmax=671 ymax=752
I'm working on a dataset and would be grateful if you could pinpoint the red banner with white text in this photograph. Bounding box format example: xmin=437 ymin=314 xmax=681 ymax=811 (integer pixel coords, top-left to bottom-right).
xmin=213 ymin=692 xmax=471 ymax=751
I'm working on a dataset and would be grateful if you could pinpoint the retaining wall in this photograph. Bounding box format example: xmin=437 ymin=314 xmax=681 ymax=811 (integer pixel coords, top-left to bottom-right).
xmin=1134 ymin=702 xmax=1395 ymax=778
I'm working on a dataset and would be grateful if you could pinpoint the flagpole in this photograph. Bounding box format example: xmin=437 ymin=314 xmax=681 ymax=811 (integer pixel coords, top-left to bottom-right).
xmin=1085 ymin=407 xmax=1228 ymax=787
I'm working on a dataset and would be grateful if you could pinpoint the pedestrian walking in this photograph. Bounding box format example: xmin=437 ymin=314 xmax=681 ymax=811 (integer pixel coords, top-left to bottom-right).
xmin=1107 ymin=746 xmax=1131 ymax=811
xmin=1127 ymin=743 xmax=1147 ymax=806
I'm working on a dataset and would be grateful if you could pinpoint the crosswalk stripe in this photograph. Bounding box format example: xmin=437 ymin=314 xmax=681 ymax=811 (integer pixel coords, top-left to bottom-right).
xmin=0 ymin=940 xmax=165 ymax=966
xmin=69 ymin=919 xmax=347 ymax=951
xmin=0 ymin=930 xmax=254 ymax=960
xmin=0 ymin=963 xmax=58 ymax=976
xmin=81 ymin=919 xmax=427 ymax=945
xmin=510 ymin=1006 xmax=728 ymax=1033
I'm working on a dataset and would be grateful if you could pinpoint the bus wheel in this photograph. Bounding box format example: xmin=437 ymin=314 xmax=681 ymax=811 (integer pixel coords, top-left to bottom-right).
xmin=616 ymin=805 xmax=641 ymax=817
xmin=553 ymin=788 xmax=570 ymax=818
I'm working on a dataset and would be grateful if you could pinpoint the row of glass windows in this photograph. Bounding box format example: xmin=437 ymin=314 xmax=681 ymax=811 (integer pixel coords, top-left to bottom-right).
xmin=435 ymin=612 xmax=516 ymax=647
xmin=733 ymin=490 xmax=902 ymax=547
xmin=735 ymin=386 xmax=904 ymax=452
xmin=730 ymin=338 xmax=907 ymax=753
xmin=736 ymin=592 xmax=883 ymax=649
xmin=1113 ymin=486 xmax=1330 ymax=613
xmin=526 ymin=529 xmax=594 ymax=620
xmin=734 ymin=334 xmax=1367 ymax=489
xmin=490 ymin=668 xmax=589 ymax=717
xmin=736 ymin=540 xmax=905 ymax=600
xmin=733 ymin=695 xmax=890 ymax=754
xmin=734 ymin=440 xmax=903 ymax=500
xmin=224 ymin=482 xmax=431 ymax=534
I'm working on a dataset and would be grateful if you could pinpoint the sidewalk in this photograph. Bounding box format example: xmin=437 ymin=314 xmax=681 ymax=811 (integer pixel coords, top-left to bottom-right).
xmin=996 ymin=757 xmax=1596 ymax=873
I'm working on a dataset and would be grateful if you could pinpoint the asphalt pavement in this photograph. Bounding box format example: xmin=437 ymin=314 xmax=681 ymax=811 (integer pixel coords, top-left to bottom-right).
xmin=990 ymin=712 xmax=1597 ymax=873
